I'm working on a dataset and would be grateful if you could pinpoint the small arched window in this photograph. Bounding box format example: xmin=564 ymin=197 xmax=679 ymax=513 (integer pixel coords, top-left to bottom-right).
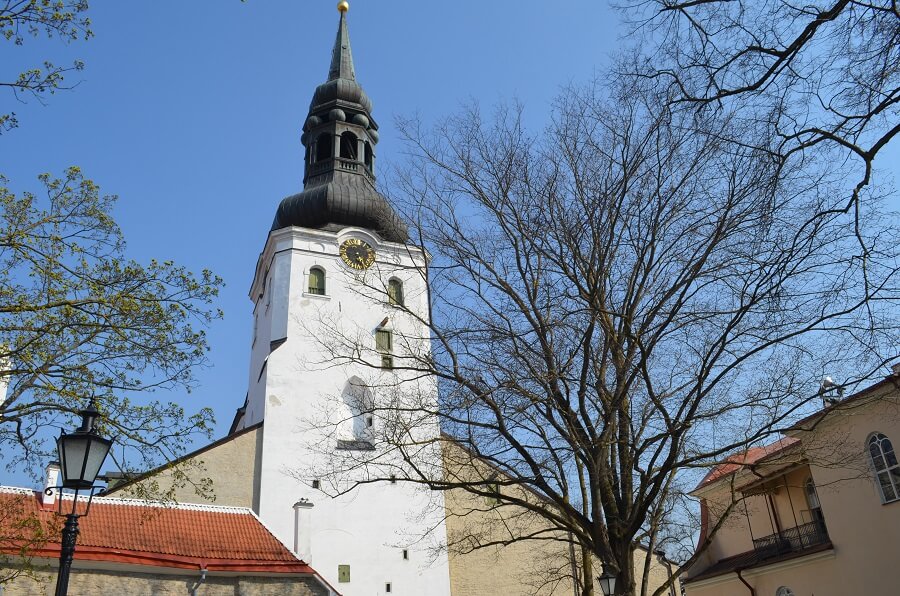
xmin=340 ymin=131 xmax=358 ymax=160
xmin=387 ymin=279 xmax=404 ymax=306
xmin=315 ymin=133 xmax=333 ymax=162
xmin=364 ymin=141 xmax=373 ymax=169
xmin=308 ymin=267 xmax=326 ymax=296
xmin=868 ymin=433 xmax=900 ymax=503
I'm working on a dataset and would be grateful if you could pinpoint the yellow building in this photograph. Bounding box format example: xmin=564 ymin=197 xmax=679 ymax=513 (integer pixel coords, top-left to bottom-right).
xmin=684 ymin=371 xmax=900 ymax=596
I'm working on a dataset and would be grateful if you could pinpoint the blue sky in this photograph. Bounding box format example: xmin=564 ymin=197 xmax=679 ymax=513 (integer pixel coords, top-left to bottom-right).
xmin=2 ymin=1 xmax=623 ymax=481
xmin=3 ymin=1 xmax=898 ymax=484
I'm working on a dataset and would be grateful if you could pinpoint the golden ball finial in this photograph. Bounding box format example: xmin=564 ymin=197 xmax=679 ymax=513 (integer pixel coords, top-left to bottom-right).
xmin=337 ymin=1 xmax=349 ymax=13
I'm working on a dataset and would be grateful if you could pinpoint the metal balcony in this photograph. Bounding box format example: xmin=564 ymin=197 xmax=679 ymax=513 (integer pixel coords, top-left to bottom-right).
xmin=752 ymin=519 xmax=829 ymax=559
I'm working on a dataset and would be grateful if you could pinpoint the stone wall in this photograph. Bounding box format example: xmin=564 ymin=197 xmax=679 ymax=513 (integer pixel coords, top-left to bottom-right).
xmin=114 ymin=425 xmax=262 ymax=509
xmin=0 ymin=566 xmax=328 ymax=596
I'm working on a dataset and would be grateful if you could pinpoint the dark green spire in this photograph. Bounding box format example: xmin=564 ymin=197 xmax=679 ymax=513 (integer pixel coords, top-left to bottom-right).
xmin=328 ymin=11 xmax=356 ymax=82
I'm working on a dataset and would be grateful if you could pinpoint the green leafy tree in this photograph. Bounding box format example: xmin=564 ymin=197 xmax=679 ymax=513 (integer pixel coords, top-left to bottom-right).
xmin=0 ymin=0 xmax=91 ymax=132
xmin=0 ymin=489 xmax=57 ymax=584
xmin=0 ymin=167 xmax=222 ymax=477
xmin=0 ymin=5 xmax=223 ymax=584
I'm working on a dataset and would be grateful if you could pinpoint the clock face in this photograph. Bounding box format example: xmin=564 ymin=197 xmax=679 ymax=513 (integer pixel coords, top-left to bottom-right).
xmin=339 ymin=238 xmax=376 ymax=270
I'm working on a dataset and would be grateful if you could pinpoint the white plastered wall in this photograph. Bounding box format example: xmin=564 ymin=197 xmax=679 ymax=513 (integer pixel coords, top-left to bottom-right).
xmin=239 ymin=226 xmax=451 ymax=596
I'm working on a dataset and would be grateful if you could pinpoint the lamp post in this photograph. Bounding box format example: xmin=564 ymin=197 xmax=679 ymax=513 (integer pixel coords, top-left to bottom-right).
xmin=598 ymin=569 xmax=618 ymax=596
xmin=53 ymin=400 xmax=112 ymax=596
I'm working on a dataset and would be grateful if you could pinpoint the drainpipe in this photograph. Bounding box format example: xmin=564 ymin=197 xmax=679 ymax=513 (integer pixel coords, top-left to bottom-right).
xmin=653 ymin=550 xmax=677 ymax=596
xmin=189 ymin=567 xmax=207 ymax=596
xmin=735 ymin=568 xmax=755 ymax=596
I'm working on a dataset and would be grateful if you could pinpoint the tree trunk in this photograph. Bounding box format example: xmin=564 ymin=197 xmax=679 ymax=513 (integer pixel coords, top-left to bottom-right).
xmin=581 ymin=545 xmax=595 ymax=596
xmin=613 ymin=542 xmax=635 ymax=596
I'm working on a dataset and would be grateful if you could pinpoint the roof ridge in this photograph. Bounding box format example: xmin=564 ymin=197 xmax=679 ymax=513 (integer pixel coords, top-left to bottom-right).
xmin=86 ymin=494 xmax=255 ymax=514
xmin=0 ymin=486 xmax=254 ymax=515
xmin=0 ymin=486 xmax=36 ymax=495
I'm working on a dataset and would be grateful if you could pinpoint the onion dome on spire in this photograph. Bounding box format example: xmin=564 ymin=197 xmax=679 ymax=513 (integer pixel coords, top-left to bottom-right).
xmin=271 ymin=2 xmax=407 ymax=243
xmin=310 ymin=1 xmax=372 ymax=116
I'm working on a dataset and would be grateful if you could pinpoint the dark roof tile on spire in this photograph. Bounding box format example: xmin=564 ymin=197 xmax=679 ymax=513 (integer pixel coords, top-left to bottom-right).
xmin=328 ymin=12 xmax=356 ymax=82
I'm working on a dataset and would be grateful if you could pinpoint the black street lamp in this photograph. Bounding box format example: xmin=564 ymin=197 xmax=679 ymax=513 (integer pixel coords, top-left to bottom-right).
xmin=52 ymin=399 xmax=112 ymax=596
xmin=598 ymin=569 xmax=618 ymax=596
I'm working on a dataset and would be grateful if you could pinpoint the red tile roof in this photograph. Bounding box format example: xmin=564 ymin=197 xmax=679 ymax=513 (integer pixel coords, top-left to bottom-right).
xmin=0 ymin=487 xmax=316 ymax=575
xmin=695 ymin=436 xmax=801 ymax=490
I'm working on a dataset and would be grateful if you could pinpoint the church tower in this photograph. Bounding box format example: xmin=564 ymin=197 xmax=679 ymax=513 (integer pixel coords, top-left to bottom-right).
xmin=233 ymin=4 xmax=451 ymax=594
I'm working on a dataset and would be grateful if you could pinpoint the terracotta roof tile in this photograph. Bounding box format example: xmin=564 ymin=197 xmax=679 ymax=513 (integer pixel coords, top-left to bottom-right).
xmin=695 ymin=437 xmax=801 ymax=490
xmin=0 ymin=487 xmax=316 ymax=575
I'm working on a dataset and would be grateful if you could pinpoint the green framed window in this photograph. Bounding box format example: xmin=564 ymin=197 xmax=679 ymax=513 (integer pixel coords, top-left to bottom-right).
xmin=376 ymin=329 xmax=393 ymax=369
xmin=338 ymin=564 xmax=350 ymax=583
xmin=486 ymin=481 xmax=500 ymax=505
xmin=375 ymin=329 xmax=392 ymax=352
xmin=308 ymin=267 xmax=326 ymax=295
xmin=388 ymin=279 xmax=404 ymax=306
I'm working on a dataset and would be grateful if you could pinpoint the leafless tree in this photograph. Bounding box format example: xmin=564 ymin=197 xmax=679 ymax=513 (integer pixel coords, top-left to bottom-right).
xmin=619 ymin=0 xmax=899 ymax=216
xmin=297 ymin=73 xmax=900 ymax=595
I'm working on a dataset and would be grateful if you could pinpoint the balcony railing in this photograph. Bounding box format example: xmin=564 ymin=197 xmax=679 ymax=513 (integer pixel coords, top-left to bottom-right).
xmin=752 ymin=519 xmax=829 ymax=559
xmin=305 ymin=157 xmax=376 ymax=184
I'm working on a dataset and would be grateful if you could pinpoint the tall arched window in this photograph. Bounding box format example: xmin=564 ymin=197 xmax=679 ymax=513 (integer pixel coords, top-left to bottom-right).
xmin=804 ymin=478 xmax=825 ymax=525
xmin=387 ymin=278 xmax=404 ymax=306
xmin=340 ymin=131 xmax=358 ymax=160
xmin=308 ymin=267 xmax=326 ymax=296
xmin=315 ymin=133 xmax=333 ymax=162
xmin=868 ymin=433 xmax=900 ymax=503
xmin=364 ymin=141 xmax=373 ymax=170
xmin=344 ymin=378 xmax=373 ymax=441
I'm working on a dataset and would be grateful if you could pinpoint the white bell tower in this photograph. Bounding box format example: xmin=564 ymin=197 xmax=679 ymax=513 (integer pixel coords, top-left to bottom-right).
xmin=232 ymin=5 xmax=450 ymax=595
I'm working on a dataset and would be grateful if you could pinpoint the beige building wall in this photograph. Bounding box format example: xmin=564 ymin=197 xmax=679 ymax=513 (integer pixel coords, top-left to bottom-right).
xmin=442 ymin=441 xmax=675 ymax=596
xmin=0 ymin=565 xmax=327 ymax=596
xmin=112 ymin=424 xmax=263 ymax=509
xmin=686 ymin=385 xmax=900 ymax=596
xmin=686 ymin=550 xmax=838 ymax=596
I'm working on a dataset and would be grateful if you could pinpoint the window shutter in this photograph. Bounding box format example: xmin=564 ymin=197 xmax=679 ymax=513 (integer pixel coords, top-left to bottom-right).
xmin=388 ymin=279 xmax=404 ymax=306
xmin=376 ymin=329 xmax=392 ymax=352
xmin=338 ymin=565 xmax=350 ymax=583
xmin=309 ymin=268 xmax=325 ymax=295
